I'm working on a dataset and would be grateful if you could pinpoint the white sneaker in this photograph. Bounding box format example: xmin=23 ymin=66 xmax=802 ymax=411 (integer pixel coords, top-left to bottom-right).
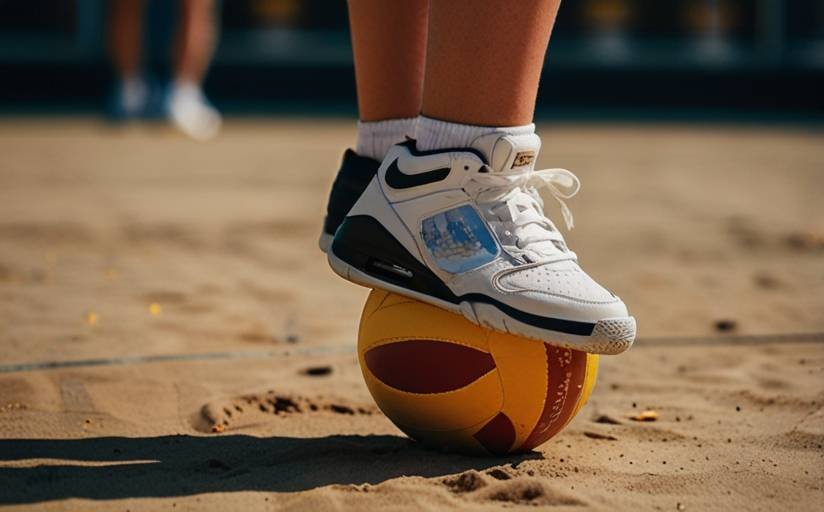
xmin=328 ymin=133 xmax=635 ymax=354
xmin=167 ymin=81 xmax=222 ymax=141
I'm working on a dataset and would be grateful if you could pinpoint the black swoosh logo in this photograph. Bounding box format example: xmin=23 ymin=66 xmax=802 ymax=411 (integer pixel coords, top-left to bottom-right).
xmin=384 ymin=158 xmax=450 ymax=189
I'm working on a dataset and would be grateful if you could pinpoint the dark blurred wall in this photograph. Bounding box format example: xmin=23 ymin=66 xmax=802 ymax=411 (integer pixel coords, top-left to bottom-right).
xmin=0 ymin=0 xmax=822 ymax=116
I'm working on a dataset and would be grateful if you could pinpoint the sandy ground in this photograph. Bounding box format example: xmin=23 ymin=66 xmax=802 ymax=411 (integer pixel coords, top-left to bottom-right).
xmin=0 ymin=118 xmax=822 ymax=511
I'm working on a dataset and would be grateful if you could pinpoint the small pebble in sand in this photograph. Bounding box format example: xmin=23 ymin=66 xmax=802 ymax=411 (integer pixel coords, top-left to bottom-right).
xmin=753 ymin=273 xmax=781 ymax=289
xmin=785 ymin=232 xmax=824 ymax=251
xmin=84 ymin=310 xmax=98 ymax=326
xmin=584 ymin=431 xmax=618 ymax=441
xmin=677 ymin=502 xmax=686 ymax=511
xmin=148 ymin=302 xmax=162 ymax=316
xmin=486 ymin=468 xmax=512 ymax=480
xmin=630 ymin=410 xmax=658 ymax=422
xmin=594 ymin=414 xmax=623 ymax=425
xmin=211 ymin=423 xmax=225 ymax=433
xmin=443 ymin=470 xmax=487 ymax=493
xmin=302 ymin=366 xmax=333 ymax=377
xmin=713 ymin=319 xmax=737 ymax=332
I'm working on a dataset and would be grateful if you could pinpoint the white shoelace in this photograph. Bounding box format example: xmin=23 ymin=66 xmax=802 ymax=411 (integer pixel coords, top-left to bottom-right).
xmin=528 ymin=167 xmax=581 ymax=230
xmin=467 ymin=165 xmax=581 ymax=258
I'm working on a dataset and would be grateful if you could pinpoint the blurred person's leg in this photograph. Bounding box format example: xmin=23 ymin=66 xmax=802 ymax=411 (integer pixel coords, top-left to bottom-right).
xmin=327 ymin=0 xmax=637 ymax=354
xmin=319 ymin=0 xmax=428 ymax=251
xmin=174 ymin=0 xmax=217 ymax=84
xmin=108 ymin=0 xmax=148 ymax=118
xmin=167 ymin=0 xmax=221 ymax=140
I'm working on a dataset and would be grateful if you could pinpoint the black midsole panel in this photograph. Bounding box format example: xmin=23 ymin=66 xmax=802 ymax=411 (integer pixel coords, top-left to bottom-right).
xmin=332 ymin=215 xmax=596 ymax=336
xmin=332 ymin=215 xmax=460 ymax=302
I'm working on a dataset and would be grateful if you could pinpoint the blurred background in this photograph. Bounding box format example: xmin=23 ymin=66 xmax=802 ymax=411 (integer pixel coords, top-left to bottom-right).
xmin=0 ymin=1 xmax=822 ymax=357
xmin=1 ymin=0 xmax=823 ymax=117
xmin=1 ymin=5 xmax=822 ymax=509
xmin=0 ymin=5 xmax=824 ymax=511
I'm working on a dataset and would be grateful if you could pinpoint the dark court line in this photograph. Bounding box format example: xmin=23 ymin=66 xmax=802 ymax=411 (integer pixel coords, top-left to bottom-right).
xmin=0 ymin=345 xmax=355 ymax=374
xmin=635 ymin=331 xmax=824 ymax=347
xmin=1 ymin=332 xmax=821 ymax=374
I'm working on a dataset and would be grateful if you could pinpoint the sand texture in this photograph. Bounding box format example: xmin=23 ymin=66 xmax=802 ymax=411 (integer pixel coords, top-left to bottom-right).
xmin=0 ymin=119 xmax=822 ymax=510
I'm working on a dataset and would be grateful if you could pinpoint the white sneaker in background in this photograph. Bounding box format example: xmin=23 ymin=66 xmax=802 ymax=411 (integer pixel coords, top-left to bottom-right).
xmin=167 ymin=80 xmax=222 ymax=141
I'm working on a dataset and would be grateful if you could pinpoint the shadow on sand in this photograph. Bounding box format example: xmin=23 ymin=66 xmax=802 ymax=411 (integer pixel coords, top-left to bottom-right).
xmin=0 ymin=434 xmax=538 ymax=504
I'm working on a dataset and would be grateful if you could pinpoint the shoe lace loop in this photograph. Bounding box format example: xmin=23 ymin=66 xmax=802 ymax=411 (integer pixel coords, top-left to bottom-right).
xmin=529 ymin=167 xmax=581 ymax=230
xmin=469 ymin=165 xmax=581 ymax=257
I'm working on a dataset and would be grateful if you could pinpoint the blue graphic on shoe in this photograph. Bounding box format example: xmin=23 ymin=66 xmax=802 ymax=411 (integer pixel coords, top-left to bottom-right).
xmin=421 ymin=205 xmax=498 ymax=274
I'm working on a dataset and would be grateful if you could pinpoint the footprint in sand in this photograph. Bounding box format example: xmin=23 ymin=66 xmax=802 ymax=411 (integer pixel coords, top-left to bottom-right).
xmin=443 ymin=470 xmax=585 ymax=507
xmin=196 ymin=391 xmax=378 ymax=433
xmin=443 ymin=470 xmax=488 ymax=494
xmin=479 ymin=478 xmax=584 ymax=506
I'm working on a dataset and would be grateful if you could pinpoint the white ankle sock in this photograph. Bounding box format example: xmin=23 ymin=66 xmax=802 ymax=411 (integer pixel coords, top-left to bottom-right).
xmin=356 ymin=117 xmax=417 ymax=161
xmin=169 ymin=79 xmax=205 ymax=104
xmin=416 ymin=115 xmax=535 ymax=151
xmin=120 ymin=75 xmax=148 ymax=113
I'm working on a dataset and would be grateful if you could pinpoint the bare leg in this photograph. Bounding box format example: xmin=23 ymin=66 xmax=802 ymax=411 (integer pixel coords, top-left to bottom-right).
xmin=318 ymin=1 xmax=428 ymax=250
xmin=107 ymin=0 xmax=149 ymax=117
xmin=174 ymin=0 xmax=217 ymax=83
xmin=423 ymin=0 xmax=561 ymax=126
xmin=108 ymin=0 xmax=144 ymax=79
xmin=347 ymin=0 xmax=428 ymax=122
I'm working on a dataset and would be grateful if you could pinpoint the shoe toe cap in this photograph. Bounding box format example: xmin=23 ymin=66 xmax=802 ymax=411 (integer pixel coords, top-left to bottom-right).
xmin=495 ymin=262 xmax=629 ymax=322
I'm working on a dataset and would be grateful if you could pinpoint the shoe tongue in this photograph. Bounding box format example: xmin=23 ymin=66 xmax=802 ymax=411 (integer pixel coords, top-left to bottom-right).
xmin=470 ymin=131 xmax=541 ymax=173
xmin=470 ymin=131 xmax=570 ymax=259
